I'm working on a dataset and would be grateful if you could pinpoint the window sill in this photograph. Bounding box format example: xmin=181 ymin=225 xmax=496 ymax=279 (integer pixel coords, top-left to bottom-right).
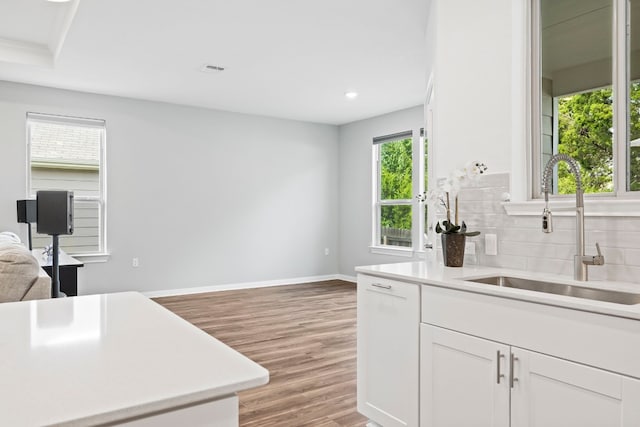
xmin=70 ymin=253 xmax=110 ymax=263
xmin=369 ymin=245 xmax=415 ymax=257
xmin=502 ymin=199 xmax=640 ymax=217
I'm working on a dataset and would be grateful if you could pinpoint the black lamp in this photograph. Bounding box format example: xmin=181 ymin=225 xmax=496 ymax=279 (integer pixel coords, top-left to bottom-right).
xmin=16 ymin=199 xmax=37 ymax=250
xmin=36 ymin=191 xmax=74 ymax=298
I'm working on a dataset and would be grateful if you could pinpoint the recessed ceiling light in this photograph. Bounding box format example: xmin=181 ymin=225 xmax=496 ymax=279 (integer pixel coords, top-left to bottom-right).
xmin=201 ymin=64 xmax=225 ymax=73
xmin=345 ymin=91 xmax=358 ymax=99
xmin=46 ymin=0 xmax=72 ymax=3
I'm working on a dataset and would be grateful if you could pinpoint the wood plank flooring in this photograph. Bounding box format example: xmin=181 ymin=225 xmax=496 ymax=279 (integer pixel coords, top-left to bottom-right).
xmin=154 ymin=280 xmax=367 ymax=427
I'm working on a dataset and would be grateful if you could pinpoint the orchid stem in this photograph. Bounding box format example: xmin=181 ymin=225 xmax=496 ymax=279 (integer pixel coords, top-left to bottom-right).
xmin=446 ymin=192 xmax=451 ymax=223
xmin=455 ymin=196 xmax=459 ymax=226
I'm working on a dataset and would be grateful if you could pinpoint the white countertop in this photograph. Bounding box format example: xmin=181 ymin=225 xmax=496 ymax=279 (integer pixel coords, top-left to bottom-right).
xmin=356 ymin=261 xmax=640 ymax=320
xmin=0 ymin=292 xmax=269 ymax=426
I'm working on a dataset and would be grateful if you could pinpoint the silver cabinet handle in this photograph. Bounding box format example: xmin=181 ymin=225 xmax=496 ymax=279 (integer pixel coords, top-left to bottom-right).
xmin=371 ymin=283 xmax=392 ymax=290
xmin=510 ymin=353 xmax=519 ymax=388
xmin=497 ymin=350 xmax=505 ymax=384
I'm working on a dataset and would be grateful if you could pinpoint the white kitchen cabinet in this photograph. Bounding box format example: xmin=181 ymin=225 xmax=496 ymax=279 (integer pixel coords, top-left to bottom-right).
xmin=511 ymin=348 xmax=640 ymax=427
xmin=421 ymin=324 xmax=640 ymax=427
xmin=420 ymin=324 xmax=509 ymax=427
xmin=357 ymin=274 xmax=420 ymax=427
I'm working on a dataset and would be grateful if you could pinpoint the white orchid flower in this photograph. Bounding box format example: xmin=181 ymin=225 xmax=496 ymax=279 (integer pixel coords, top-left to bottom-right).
xmin=464 ymin=161 xmax=488 ymax=181
xmin=441 ymin=178 xmax=452 ymax=193
xmin=425 ymin=190 xmax=441 ymax=205
xmin=452 ymin=168 xmax=466 ymax=181
xmin=444 ymin=174 xmax=462 ymax=194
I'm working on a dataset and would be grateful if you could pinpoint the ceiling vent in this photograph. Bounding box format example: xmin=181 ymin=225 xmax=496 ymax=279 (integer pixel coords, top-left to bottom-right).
xmin=201 ymin=64 xmax=225 ymax=73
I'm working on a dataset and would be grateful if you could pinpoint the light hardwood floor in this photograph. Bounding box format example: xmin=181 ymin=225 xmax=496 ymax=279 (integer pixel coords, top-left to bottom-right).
xmin=154 ymin=280 xmax=367 ymax=427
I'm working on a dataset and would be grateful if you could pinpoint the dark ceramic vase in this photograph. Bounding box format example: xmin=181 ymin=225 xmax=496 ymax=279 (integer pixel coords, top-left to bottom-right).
xmin=441 ymin=233 xmax=466 ymax=267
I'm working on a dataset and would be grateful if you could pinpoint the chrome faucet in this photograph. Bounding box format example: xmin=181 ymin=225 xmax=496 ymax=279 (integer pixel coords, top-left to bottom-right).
xmin=541 ymin=154 xmax=605 ymax=281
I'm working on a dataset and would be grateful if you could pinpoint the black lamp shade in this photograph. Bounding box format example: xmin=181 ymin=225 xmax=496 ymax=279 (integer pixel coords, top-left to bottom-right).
xmin=17 ymin=200 xmax=37 ymax=224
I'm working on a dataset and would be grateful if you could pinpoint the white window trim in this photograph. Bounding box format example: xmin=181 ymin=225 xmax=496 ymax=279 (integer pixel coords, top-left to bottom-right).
xmin=73 ymin=253 xmax=110 ymax=263
xmin=508 ymin=0 xmax=640 ymax=217
xmin=368 ymin=245 xmax=415 ymax=257
xmin=370 ymin=129 xmax=426 ymax=256
xmin=424 ymin=73 xmax=435 ymax=250
xmin=26 ymin=112 xmax=109 ymax=257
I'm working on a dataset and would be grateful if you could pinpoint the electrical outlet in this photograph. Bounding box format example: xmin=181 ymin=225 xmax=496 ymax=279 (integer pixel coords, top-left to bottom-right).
xmin=465 ymin=242 xmax=476 ymax=255
xmin=485 ymin=234 xmax=498 ymax=256
xmin=324 ymin=248 xmax=330 ymax=256
xmin=132 ymin=257 xmax=139 ymax=268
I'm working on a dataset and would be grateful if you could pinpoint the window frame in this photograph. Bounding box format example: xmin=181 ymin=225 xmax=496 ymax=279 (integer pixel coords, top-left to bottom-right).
xmin=370 ymin=129 xmax=426 ymax=256
xmin=530 ymin=0 xmax=634 ymax=201
xmin=26 ymin=112 xmax=108 ymax=259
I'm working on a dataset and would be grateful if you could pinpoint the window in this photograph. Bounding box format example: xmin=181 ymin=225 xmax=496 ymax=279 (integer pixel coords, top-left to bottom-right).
xmin=27 ymin=113 xmax=106 ymax=255
xmin=372 ymin=129 xmax=425 ymax=252
xmin=423 ymin=129 xmax=429 ymax=238
xmin=533 ymin=0 xmax=640 ymax=196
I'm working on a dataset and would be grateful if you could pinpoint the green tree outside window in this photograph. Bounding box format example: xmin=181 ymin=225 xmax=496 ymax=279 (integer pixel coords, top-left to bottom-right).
xmin=556 ymin=83 xmax=640 ymax=193
xmin=379 ymin=138 xmax=412 ymax=246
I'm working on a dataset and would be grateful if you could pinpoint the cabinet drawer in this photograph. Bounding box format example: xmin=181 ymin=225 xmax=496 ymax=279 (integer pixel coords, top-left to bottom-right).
xmin=421 ymin=284 xmax=640 ymax=379
xmin=358 ymin=274 xmax=419 ymax=299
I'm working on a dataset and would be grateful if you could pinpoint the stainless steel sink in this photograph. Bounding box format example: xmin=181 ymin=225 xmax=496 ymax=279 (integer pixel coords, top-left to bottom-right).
xmin=463 ymin=276 xmax=640 ymax=305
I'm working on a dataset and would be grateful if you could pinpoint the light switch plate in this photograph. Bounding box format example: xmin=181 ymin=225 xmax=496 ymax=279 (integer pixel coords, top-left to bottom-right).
xmin=485 ymin=234 xmax=498 ymax=256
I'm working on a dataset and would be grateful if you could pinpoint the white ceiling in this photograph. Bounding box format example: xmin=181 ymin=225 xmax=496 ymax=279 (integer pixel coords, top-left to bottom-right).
xmin=0 ymin=0 xmax=429 ymax=125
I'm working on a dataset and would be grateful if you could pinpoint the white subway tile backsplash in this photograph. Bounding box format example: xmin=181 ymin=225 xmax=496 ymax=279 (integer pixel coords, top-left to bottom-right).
xmin=499 ymin=241 xmax=574 ymax=260
xmin=499 ymin=228 xmax=575 ymax=245
xmin=585 ymin=230 xmax=640 ymax=249
xmin=466 ymin=172 xmax=640 ymax=284
xmin=459 ymin=187 xmax=509 ymax=202
xmin=599 ymin=247 xmax=625 ymax=265
xmin=586 ymin=217 xmax=640 ymax=232
xmin=546 ymin=217 xmax=581 ymax=231
xmin=480 ymin=254 xmax=529 ymax=270
xmin=624 ymin=249 xmax=640 ymax=266
xmin=473 ymin=173 xmax=510 ymax=188
xmin=588 ymin=265 xmax=640 ymax=285
xmin=501 ymin=215 xmax=542 ymax=230
xmin=526 ymin=257 xmax=573 ymax=277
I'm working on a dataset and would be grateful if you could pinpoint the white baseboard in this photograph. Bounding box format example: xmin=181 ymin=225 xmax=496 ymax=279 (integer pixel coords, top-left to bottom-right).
xmin=143 ymin=274 xmax=353 ymax=298
xmin=336 ymin=274 xmax=356 ymax=283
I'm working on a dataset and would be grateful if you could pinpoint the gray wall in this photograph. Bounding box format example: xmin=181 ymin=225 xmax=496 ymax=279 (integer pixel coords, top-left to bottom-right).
xmin=0 ymin=81 xmax=339 ymax=294
xmin=338 ymin=105 xmax=424 ymax=277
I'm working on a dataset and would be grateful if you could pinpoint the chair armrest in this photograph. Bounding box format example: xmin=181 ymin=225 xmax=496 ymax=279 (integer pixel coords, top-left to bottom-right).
xmin=22 ymin=268 xmax=52 ymax=300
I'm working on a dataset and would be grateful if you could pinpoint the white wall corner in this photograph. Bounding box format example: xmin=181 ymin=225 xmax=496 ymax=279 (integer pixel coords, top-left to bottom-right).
xmin=510 ymin=0 xmax=531 ymax=202
xmin=50 ymin=0 xmax=81 ymax=61
xmin=336 ymin=274 xmax=357 ymax=283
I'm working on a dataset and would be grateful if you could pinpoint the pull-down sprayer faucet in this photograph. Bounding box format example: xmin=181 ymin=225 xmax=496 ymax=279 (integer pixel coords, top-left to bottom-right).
xmin=541 ymin=154 xmax=604 ymax=281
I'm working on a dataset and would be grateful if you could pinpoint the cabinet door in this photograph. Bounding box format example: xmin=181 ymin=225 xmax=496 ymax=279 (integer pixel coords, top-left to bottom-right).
xmin=420 ymin=324 xmax=510 ymax=427
xmin=357 ymin=275 xmax=420 ymax=427
xmin=511 ymin=348 xmax=640 ymax=427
